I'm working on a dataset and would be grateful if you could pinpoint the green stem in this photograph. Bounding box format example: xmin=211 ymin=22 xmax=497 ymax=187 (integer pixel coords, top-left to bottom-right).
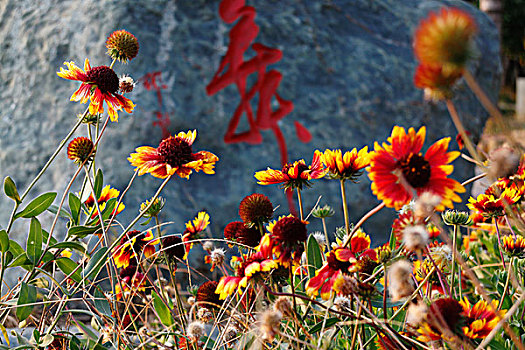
xmin=296 ymin=188 xmax=304 ymax=220
xmin=450 ymin=224 xmax=459 ymax=297
xmin=340 ymin=179 xmax=350 ymax=236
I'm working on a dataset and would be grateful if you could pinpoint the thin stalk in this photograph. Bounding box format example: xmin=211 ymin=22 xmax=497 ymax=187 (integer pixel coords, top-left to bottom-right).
xmin=20 ymin=115 xmax=85 ymax=202
xmin=322 ymin=217 xmax=329 ymax=253
xmin=350 ymin=304 xmax=362 ymax=350
xmin=445 ymin=99 xmax=483 ymax=165
xmin=382 ymin=263 xmax=387 ymax=321
xmin=343 ymin=202 xmax=385 ymax=247
xmin=494 ymin=219 xmax=507 ymax=269
xmin=499 ymin=257 xmax=513 ymax=310
xmin=296 ymin=188 xmax=304 ymax=220
xmin=450 ymin=224 xmax=459 ymax=296
xmin=340 ymin=179 xmax=350 ymax=235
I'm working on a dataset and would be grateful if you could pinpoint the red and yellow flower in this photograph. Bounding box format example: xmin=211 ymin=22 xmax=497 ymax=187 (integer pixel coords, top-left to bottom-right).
xmin=215 ymin=246 xmax=278 ymax=300
xmin=254 ymin=152 xmax=327 ymax=191
xmin=182 ymin=211 xmax=210 ymax=259
xmin=263 ymin=215 xmax=308 ymax=267
xmin=128 ymin=130 xmax=218 ymax=179
xmin=414 ymin=7 xmax=477 ymax=72
xmin=84 ymin=185 xmax=125 ymax=220
xmin=467 ymin=187 xmax=520 ymax=219
xmin=57 ymin=59 xmax=135 ymax=122
xmin=367 ymin=126 xmax=465 ymax=211
xmin=501 ymin=235 xmax=525 ymax=258
xmin=306 ymin=231 xmax=376 ymax=300
xmin=316 ymin=146 xmax=370 ymax=181
xmin=115 ymin=265 xmax=146 ymax=300
xmin=460 ymin=298 xmax=505 ymax=339
xmin=112 ymin=230 xmax=160 ymax=269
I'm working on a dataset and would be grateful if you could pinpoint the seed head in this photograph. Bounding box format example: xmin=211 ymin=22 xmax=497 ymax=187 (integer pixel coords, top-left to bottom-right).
xmin=414 ymin=192 xmax=442 ymax=218
xmin=273 ymin=297 xmax=293 ymax=318
xmin=387 ymin=260 xmax=415 ymax=301
xmin=239 ymin=193 xmax=273 ymax=227
xmin=259 ymin=310 xmax=282 ymax=342
xmin=186 ymin=321 xmax=205 ymax=341
xmin=311 ymin=232 xmax=326 ymax=247
xmin=202 ymin=241 xmax=214 ymax=251
xmin=106 ymin=30 xmax=139 ymax=62
xmin=224 ymin=327 xmax=238 ymax=345
xmin=119 ymin=75 xmax=136 ymax=93
xmin=197 ymin=307 xmax=213 ymax=323
xmin=210 ymin=248 xmax=226 ymax=266
xmin=334 ymin=296 xmax=352 ymax=312
xmin=402 ymin=225 xmax=429 ymax=252
xmin=407 ymin=299 xmax=428 ymax=327
xmin=196 ymin=281 xmax=222 ymax=309
xmin=67 ymin=137 xmax=95 ymax=165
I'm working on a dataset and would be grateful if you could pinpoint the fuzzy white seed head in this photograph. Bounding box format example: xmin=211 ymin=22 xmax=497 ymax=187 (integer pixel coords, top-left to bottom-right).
xmin=407 ymin=299 xmax=428 ymax=327
xmin=187 ymin=321 xmax=205 ymax=340
xmin=402 ymin=225 xmax=429 ymax=252
xmin=414 ymin=192 xmax=442 ymax=218
xmin=387 ymin=260 xmax=415 ymax=301
xmin=259 ymin=310 xmax=282 ymax=341
xmin=210 ymin=248 xmax=226 ymax=265
xmin=203 ymin=241 xmax=214 ymax=251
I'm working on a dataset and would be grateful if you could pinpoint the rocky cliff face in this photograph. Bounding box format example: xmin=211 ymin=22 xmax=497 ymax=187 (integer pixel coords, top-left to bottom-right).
xmin=0 ymin=0 xmax=500 ymax=259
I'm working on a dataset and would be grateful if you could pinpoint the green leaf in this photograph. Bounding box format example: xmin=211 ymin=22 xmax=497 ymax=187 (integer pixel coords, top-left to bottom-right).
xmin=27 ymin=218 xmax=43 ymax=264
xmin=4 ymin=176 xmax=21 ymax=204
xmin=306 ymin=235 xmax=323 ymax=279
xmin=15 ymin=192 xmax=57 ymax=219
xmin=56 ymin=257 xmax=82 ymax=283
xmin=8 ymin=252 xmax=33 ymax=270
xmin=0 ymin=323 xmax=9 ymax=347
xmin=3 ymin=251 xmax=13 ymax=266
xmin=100 ymin=198 xmax=117 ymax=221
xmin=68 ymin=225 xmax=100 ymax=238
xmin=308 ymin=317 xmax=340 ymax=334
xmin=152 ymin=290 xmax=173 ymax=326
xmin=69 ymin=193 xmax=81 ymax=225
xmin=47 ymin=205 xmax=72 ymax=219
xmin=84 ymin=247 xmax=108 ymax=281
xmin=94 ymin=169 xmax=103 ymax=200
xmin=30 ymin=277 xmax=50 ymax=289
xmin=16 ymin=282 xmax=36 ymax=322
xmin=8 ymin=239 xmax=24 ymax=257
xmin=0 ymin=230 xmax=9 ymax=253
xmin=94 ymin=289 xmax=112 ymax=317
xmin=388 ymin=228 xmax=396 ymax=251
xmin=74 ymin=320 xmax=98 ymax=341
xmin=50 ymin=241 xmax=86 ymax=254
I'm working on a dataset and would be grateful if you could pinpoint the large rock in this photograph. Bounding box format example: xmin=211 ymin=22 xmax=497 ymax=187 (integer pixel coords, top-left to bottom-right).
xmin=0 ymin=0 xmax=500 ymax=262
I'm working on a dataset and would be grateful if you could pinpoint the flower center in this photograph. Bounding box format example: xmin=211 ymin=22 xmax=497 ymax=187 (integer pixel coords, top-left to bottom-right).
xmin=397 ymin=153 xmax=431 ymax=188
xmin=86 ymin=66 xmax=119 ymax=94
xmin=157 ymin=136 xmax=193 ymax=167
xmin=272 ymin=217 xmax=307 ymax=244
xmin=327 ymin=252 xmax=352 ymax=272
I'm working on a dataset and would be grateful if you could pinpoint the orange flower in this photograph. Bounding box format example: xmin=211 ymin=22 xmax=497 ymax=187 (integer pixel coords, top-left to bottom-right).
xmin=84 ymin=185 xmax=125 ymax=220
xmin=57 ymin=59 xmax=135 ymax=122
xmin=367 ymin=126 xmax=465 ymax=210
xmin=414 ymin=63 xmax=463 ymax=101
xmin=254 ymin=152 xmax=327 ymax=191
xmin=128 ymin=130 xmax=218 ymax=179
xmin=414 ymin=7 xmax=477 ymax=72
xmin=317 ymin=146 xmax=370 ymax=181
xmin=182 ymin=211 xmax=210 ymax=259
xmin=460 ymin=298 xmax=505 ymax=339
xmin=112 ymin=230 xmax=160 ymax=269
xmin=264 ymin=215 xmax=308 ymax=267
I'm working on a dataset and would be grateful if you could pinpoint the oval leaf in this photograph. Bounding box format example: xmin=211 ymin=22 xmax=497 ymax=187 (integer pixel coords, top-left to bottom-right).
xmin=94 ymin=289 xmax=112 ymax=317
xmin=16 ymin=282 xmax=37 ymax=322
xmin=94 ymin=169 xmax=103 ymax=200
xmin=152 ymin=290 xmax=173 ymax=326
xmin=15 ymin=192 xmax=57 ymax=219
xmin=69 ymin=193 xmax=81 ymax=225
xmin=50 ymin=241 xmax=86 ymax=254
xmin=306 ymin=235 xmax=323 ymax=279
xmin=4 ymin=176 xmax=21 ymax=203
xmin=56 ymin=257 xmax=82 ymax=283
xmin=27 ymin=218 xmax=43 ymax=264
xmin=84 ymin=247 xmax=108 ymax=281
xmin=0 ymin=230 xmax=9 ymax=253
xmin=68 ymin=225 xmax=99 ymax=238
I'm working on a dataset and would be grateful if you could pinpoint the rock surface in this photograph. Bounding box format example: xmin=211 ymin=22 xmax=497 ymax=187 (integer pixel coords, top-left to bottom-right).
xmin=0 ymin=0 xmax=500 ymax=271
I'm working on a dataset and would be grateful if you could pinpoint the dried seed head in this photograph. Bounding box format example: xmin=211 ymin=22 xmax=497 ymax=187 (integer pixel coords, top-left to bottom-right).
xmin=407 ymin=299 xmax=428 ymax=327
xmin=334 ymin=296 xmax=352 ymax=312
xmin=402 ymin=225 xmax=429 ymax=252
xmin=210 ymin=248 xmax=226 ymax=266
xmin=414 ymin=192 xmax=442 ymax=218
xmin=187 ymin=321 xmax=205 ymax=341
xmin=202 ymin=241 xmax=214 ymax=251
xmin=119 ymin=75 xmax=136 ymax=93
xmin=197 ymin=307 xmax=213 ymax=323
xmin=259 ymin=310 xmax=282 ymax=342
xmin=488 ymin=147 xmax=520 ymax=180
xmin=273 ymin=297 xmax=293 ymax=318
xmin=106 ymin=30 xmax=139 ymax=62
xmin=387 ymin=260 xmax=415 ymax=301
xmin=335 ymin=274 xmax=358 ymax=296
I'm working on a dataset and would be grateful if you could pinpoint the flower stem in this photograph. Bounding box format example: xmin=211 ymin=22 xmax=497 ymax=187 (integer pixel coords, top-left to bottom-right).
xmin=340 ymin=179 xmax=350 ymax=236
xmin=450 ymin=224 xmax=459 ymax=296
xmin=296 ymin=188 xmax=304 ymax=220
xmin=494 ymin=218 xmax=507 ymax=269
xmin=445 ymin=99 xmax=483 ymax=165
xmin=322 ymin=217 xmax=329 ymax=249
xmin=342 ymin=202 xmax=385 ymax=247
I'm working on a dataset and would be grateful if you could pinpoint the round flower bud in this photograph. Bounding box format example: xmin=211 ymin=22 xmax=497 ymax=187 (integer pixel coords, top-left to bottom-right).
xmin=140 ymin=196 xmax=165 ymax=218
xmin=239 ymin=193 xmax=273 ymax=227
xmin=105 ymin=30 xmax=139 ymax=62
xmin=311 ymin=204 xmax=335 ymax=219
xmin=442 ymin=210 xmax=472 ymax=226
xmin=196 ymin=281 xmax=222 ymax=309
xmin=67 ymin=137 xmax=95 ymax=165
